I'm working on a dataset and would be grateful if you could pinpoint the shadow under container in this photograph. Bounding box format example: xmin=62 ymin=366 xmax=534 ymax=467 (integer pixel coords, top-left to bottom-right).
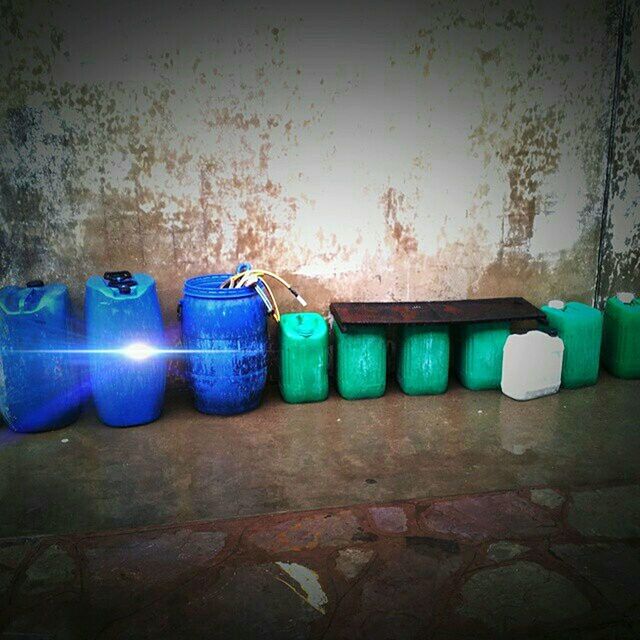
xmin=541 ymin=300 xmax=602 ymax=388
xmin=396 ymin=324 xmax=450 ymax=395
xmin=181 ymin=274 xmax=268 ymax=415
xmin=602 ymin=292 xmax=640 ymax=379
xmin=334 ymin=323 xmax=386 ymax=400
xmin=279 ymin=312 xmax=329 ymax=404
xmin=453 ymin=321 xmax=511 ymax=390
xmin=0 ymin=281 xmax=83 ymax=433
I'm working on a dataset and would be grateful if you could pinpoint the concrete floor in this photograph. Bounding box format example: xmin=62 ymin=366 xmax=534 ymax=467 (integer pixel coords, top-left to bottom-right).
xmin=1 ymin=374 xmax=639 ymax=638
xmin=1 ymin=373 xmax=639 ymax=537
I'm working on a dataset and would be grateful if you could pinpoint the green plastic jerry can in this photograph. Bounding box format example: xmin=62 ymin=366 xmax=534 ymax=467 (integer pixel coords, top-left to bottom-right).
xmin=279 ymin=313 xmax=329 ymax=403
xmin=602 ymin=292 xmax=640 ymax=379
xmin=334 ymin=323 xmax=386 ymax=400
xmin=541 ymin=300 xmax=603 ymax=388
xmin=396 ymin=325 xmax=449 ymax=395
xmin=454 ymin=321 xmax=510 ymax=390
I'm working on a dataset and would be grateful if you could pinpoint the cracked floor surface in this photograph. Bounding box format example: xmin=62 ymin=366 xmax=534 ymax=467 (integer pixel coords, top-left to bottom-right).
xmin=1 ymin=482 xmax=639 ymax=639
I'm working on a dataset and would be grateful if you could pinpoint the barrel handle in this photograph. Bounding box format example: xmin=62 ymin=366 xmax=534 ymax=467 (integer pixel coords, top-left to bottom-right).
xmin=236 ymin=262 xmax=252 ymax=274
xmin=177 ymin=301 xmax=183 ymax=320
xmin=18 ymin=282 xmax=44 ymax=313
xmin=107 ymin=278 xmax=138 ymax=291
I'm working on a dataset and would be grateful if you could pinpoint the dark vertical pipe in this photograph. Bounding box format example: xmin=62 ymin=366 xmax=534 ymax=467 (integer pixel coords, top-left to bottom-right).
xmin=594 ymin=0 xmax=627 ymax=307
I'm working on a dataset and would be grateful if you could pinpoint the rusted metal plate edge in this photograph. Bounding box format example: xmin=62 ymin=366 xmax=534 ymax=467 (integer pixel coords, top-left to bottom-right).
xmin=329 ymin=298 xmax=545 ymax=332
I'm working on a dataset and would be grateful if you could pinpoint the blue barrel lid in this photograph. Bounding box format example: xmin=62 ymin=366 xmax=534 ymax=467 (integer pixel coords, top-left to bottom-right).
xmin=0 ymin=282 xmax=68 ymax=315
xmin=86 ymin=273 xmax=156 ymax=300
xmin=183 ymin=274 xmax=258 ymax=299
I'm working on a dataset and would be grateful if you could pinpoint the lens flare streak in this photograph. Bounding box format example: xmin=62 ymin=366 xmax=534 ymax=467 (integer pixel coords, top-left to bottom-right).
xmin=120 ymin=342 xmax=158 ymax=360
xmin=0 ymin=345 xmax=246 ymax=357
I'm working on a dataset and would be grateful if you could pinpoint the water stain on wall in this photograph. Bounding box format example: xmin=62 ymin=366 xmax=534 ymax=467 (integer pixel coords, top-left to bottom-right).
xmin=473 ymin=226 xmax=601 ymax=304
xmin=498 ymin=106 xmax=563 ymax=250
xmin=380 ymin=187 xmax=418 ymax=255
xmin=599 ymin=0 xmax=640 ymax=302
xmin=0 ymin=0 xmax=632 ymax=324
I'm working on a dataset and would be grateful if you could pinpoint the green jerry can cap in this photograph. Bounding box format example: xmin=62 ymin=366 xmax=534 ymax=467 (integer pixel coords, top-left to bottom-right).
xmin=294 ymin=313 xmax=315 ymax=338
xmin=616 ymin=292 xmax=636 ymax=304
xmin=547 ymin=299 xmax=565 ymax=310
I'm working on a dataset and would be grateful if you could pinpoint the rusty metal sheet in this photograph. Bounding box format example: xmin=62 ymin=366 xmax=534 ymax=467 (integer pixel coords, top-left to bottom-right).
xmin=330 ymin=297 xmax=544 ymax=332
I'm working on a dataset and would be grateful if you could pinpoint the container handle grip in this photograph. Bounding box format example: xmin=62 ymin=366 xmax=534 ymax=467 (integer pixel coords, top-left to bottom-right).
xmin=104 ymin=270 xmax=132 ymax=282
xmin=236 ymin=262 xmax=252 ymax=274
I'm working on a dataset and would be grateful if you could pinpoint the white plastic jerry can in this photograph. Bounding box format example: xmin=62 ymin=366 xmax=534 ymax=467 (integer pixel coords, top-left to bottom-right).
xmin=501 ymin=330 xmax=564 ymax=401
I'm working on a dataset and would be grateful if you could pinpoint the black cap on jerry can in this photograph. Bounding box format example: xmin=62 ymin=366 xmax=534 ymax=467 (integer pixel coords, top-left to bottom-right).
xmin=104 ymin=270 xmax=132 ymax=282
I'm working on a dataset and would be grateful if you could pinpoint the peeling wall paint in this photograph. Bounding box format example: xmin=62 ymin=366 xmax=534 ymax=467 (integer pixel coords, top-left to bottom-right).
xmin=599 ymin=0 xmax=640 ymax=303
xmin=0 ymin=0 xmax=631 ymax=323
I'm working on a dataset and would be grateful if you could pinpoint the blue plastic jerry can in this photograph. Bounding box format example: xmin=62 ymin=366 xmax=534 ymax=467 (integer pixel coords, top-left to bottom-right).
xmin=86 ymin=271 xmax=167 ymax=427
xmin=0 ymin=280 xmax=84 ymax=433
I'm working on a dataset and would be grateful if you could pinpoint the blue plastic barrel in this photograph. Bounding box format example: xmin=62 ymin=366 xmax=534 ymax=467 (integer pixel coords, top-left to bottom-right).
xmin=0 ymin=281 xmax=84 ymax=433
xmin=181 ymin=270 xmax=268 ymax=415
xmin=86 ymin=271 xmax=166 ymax=427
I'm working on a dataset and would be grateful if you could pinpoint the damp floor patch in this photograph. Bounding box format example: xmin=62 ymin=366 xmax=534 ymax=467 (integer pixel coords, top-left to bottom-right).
xmin=0 ymin=373 xmax=639 ymax=537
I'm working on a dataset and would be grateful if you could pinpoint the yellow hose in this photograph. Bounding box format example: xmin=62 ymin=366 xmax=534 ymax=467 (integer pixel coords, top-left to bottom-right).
xmin=228 ymin=269 xmax=289 ymax=290
xmin=222 ymin=267 xmax=305 ymax=322
xmin=260 ymin=278 xmax=280 ymax=322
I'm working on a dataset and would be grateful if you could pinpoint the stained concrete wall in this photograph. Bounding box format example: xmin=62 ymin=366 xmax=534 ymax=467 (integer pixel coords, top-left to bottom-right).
xmin=0 ymin=0 xmax=635 ymax=320
xmin=599 ymin=0 xmax=640 ymax=303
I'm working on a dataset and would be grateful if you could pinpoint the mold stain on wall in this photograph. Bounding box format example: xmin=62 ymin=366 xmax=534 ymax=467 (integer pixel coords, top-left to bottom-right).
xmin=599 ymin=0 xmax=640 ymax=303
xmin=0 ymin=0 xmax=632 ymax=321
xmin=498 ymin=106 xmax=563 ymax=250
xmin=380 ymin=187 xmax=418 ymax=255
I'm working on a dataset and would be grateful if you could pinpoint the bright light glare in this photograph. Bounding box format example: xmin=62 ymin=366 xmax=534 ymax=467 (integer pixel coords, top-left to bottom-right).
xmin=120 ymin=342 xmax=158 ymax=361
